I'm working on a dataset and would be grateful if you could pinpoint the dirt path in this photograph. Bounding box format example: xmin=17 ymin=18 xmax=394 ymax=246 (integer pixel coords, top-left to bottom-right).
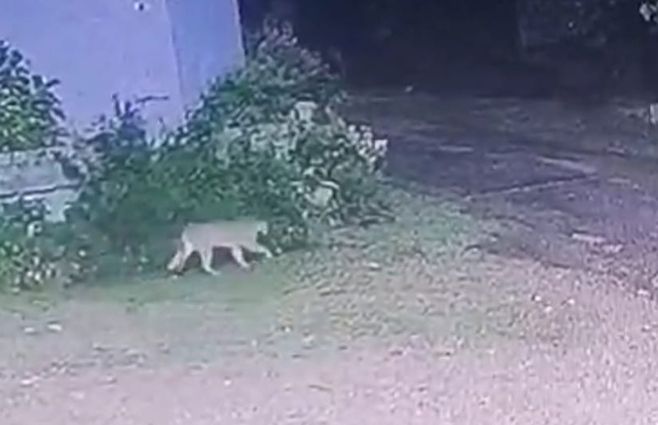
xmin=4 ymin=93 xmax=658 ymax=424
xmin=4 ymin=257 xmax=658 ymax=424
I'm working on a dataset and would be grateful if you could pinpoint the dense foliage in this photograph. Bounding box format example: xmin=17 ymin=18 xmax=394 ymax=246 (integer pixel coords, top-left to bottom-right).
xmin=0 ymin=199 xmax=58 ymax=291
xmin=0 ymin=41 xmax=64 ymax=151
xmin=0 ymin=20 xmax=389 ymax=290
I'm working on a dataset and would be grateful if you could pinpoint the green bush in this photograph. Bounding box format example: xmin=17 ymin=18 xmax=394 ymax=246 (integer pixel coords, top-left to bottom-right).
xmin=0 ymin=20 xmax=390 ymax=288
xmin=62 ymin=96 xmax=159 ymax=245
xmin=0 ymin=41 xmax=64 ymax=151
xmin=177 ymin=19 xmax=389 ymax=230
xmin=0 ymin=199 xmax=58 ymax=291
xmin=59 ymin=19 xmax=389 ymax=279
xmin=0 ymin=197 xmax=127 ymax=290
xmin=184 ymin=18 xmax=344 ymax=138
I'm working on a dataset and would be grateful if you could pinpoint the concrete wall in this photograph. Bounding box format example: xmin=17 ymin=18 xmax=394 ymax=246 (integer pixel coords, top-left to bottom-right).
xmin=166 ymin=0 xmax=245 ymax=107
xmin=0 ymin=149 xmax=78 ymax=222
xmin=0 ymin=0 xmax=244 ymax=133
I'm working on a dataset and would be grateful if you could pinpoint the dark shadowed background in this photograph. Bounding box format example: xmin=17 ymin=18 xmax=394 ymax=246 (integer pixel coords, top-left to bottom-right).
xmin=238 ymin=0 xmax=658 ymax=99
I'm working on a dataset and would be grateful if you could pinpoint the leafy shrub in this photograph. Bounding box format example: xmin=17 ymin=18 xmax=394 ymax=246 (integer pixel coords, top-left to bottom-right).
xmin=0 ymin=197 xmax=125 ymax=290
xmin=62 ymin=96 xmax=158 ymax=244
xmin=173 ymin=19 xmax=389 ymax=239
xmin=0 ymin=41 xmax=64 ymax=151
xmin=1 ymin=20 xmax=390 ymax=289
xmin=61 ymin=19 xmax=389 ymax=278
xmin=184 ymin=18 xmax=344 ymax=140
xmin=0 ymin=199 xmax=58 ymax=291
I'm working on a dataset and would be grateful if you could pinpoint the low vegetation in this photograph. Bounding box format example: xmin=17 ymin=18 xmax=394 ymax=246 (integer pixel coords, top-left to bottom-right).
xmin=0 ymin=20 xmax=390 ymax=292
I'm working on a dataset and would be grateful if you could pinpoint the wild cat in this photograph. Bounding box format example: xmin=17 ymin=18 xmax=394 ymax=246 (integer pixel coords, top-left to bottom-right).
xmin=166 ymin=219 xmax=273 ymax=276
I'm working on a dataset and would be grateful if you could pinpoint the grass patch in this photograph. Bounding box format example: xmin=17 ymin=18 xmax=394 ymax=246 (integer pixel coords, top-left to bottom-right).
xmin=0 ymin=187 xmax=521 ymax=368
xmin=0 ymin=186 xmax=479 ymax=311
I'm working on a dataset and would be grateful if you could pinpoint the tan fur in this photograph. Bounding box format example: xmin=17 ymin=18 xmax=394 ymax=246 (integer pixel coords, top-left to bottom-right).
xmin=167 ymin=220 xmax=272 ymax=275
